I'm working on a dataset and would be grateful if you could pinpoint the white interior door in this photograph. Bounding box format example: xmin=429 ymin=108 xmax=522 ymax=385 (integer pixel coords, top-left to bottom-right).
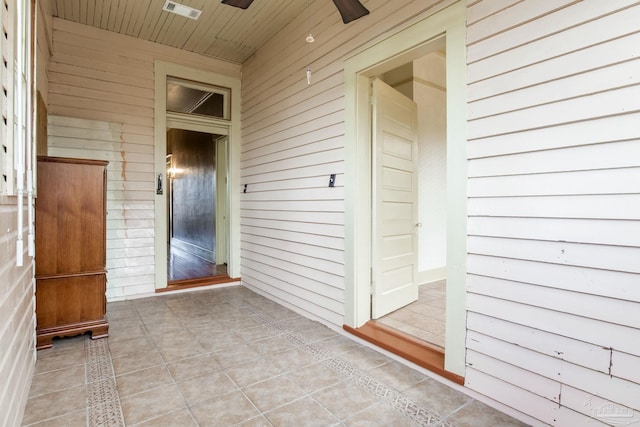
xmin=371 ymin=78 xmax=419 ymax=319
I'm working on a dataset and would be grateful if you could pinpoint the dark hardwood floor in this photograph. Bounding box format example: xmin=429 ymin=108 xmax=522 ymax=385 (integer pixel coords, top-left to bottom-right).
xmin=167 ymin=245 xmax=227 ymax=282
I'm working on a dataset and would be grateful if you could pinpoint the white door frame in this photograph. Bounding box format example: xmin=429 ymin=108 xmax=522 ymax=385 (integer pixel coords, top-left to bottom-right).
xmin=215 ymin=135 xmax=229 ymax=265
xmin=154 ymin=61 xmax=241 ymax=289
xmin=343 ymin=1 xmax=467 ymax=376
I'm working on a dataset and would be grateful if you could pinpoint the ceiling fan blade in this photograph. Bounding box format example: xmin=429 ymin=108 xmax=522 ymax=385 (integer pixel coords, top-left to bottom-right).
xmin=332 ymin=0 xmax=369 ymax=24
xmin=220 ymin=0 xmax=254 ymax=9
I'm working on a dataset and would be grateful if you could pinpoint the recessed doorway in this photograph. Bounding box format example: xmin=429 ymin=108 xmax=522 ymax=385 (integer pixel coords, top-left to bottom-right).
xmin=372 ymin=49 xmax=448 ymax=351
xmin=343 ymin=1 xmax=467 ymax=381
xmin=153 ymin=60 xmax=242 ymax=292
xmin=166 ymin=129 xmax=230 ymax=286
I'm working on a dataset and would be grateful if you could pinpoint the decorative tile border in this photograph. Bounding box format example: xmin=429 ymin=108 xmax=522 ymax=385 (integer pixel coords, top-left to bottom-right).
xmin=85 ymin=337 xmax=125 ymax=426
xmin=242 ymin=305 xmax=455 ymax=427
xmin=88 ymin=288 xmax=453 ymax=426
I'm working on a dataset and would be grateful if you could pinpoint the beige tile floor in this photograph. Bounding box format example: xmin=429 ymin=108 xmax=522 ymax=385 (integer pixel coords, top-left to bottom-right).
xmin=377 ymin=281 xmax=446 ymax=348
xmin=22 ymin=285 xmax=528 ymax=427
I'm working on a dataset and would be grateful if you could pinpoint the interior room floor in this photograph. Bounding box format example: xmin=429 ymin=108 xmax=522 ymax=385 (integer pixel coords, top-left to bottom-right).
xmin=377 ymin=280 xmax=446 ymax=349
xmin=167 ymin=245 xmax=227 ymax=282
xmin=22 ymin=285 xmax=526 ymax=427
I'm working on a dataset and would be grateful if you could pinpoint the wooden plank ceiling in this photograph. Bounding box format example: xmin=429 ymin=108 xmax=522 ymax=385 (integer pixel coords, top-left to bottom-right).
xmin=51 ymin=0 xmax=308 ymax=63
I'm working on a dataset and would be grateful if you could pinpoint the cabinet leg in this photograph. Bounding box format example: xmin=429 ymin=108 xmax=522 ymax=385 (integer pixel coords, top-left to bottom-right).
xmin=36 ymin=320 xmax=109 ymax=349
xmin=90 ymin=324 xmax=109 ymax=340
xmin=36 ymin=336 xmax=53 ymax=350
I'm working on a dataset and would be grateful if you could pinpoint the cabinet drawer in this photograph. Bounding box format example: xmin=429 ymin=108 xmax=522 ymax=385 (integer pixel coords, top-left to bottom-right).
xmin=36 ymin=274 xmax=106 ymax=330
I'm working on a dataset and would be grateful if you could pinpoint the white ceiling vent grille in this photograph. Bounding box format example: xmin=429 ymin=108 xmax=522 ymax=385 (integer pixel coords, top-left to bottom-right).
xmin=162 ymin=1 xmax=202 ymax=20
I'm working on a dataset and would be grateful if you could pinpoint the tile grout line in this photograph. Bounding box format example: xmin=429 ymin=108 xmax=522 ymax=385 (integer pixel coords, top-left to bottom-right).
xmin=130 ymin=298 xmax=272 ymax=426
xmin=236 ymin=301 xmax=456 ymax=427
xmin=84 ymin=336 xmax=126 ymax=426
xmin=129 ymin=299 xmax=201 ymax=426
xmin=109 ymin=290 xmax=455 ymax=426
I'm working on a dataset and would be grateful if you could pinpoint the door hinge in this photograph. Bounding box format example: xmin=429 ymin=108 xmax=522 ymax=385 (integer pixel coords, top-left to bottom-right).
xmin=369 ymin=267 xmax=376 ymax=295
xmin=370 ymin=267 xmax=375 ymax=295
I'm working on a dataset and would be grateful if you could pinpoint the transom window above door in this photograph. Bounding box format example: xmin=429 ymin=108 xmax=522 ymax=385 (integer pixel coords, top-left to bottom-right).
xmin=166 ymin=77 xmax=230 ymax=120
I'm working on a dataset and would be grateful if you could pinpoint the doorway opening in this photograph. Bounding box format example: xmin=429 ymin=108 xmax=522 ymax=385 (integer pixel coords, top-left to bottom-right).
xmin=356 ymin=44 xmax=452 ymax=380
xmin=373 ymin=48 xmax=447 ymax=350
xmin=343 ymin=1 xmax=466 ymax=382
xmin=153 ymin=61 xmax=242 ymax=292
xmin=166 ymin=129 xmax=231 ymax=287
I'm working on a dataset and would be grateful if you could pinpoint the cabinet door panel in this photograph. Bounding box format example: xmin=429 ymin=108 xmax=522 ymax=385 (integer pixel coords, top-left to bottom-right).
xmin=35 ymin=160 xmax=106 ymax=275
xmin=36 ymin=274 xmax=106 ymax=329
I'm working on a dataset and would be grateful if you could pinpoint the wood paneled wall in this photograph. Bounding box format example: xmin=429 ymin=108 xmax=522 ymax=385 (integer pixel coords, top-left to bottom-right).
xmin=168 ymin=129 xmax=216 ymax=262
xmin=465 ymin=1 xmax=640 ymax=425
xmin=239 ymin=0 xmax=454 ymax=326
xmin=47 ymin=18 xmax=240 ymax=299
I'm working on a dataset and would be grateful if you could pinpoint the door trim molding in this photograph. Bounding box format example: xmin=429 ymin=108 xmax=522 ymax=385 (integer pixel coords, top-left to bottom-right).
xmin=343 ymin=1 xmax=467 ymax=376
xmin=154 ymin=61 xmax=242 ymax=290
xmin=215 ymin=136 xmax=229 ymax=265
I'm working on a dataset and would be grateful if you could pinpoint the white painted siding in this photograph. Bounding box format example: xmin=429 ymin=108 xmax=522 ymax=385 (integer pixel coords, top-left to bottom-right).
xmin=47 ymin=18 xmax=240 ymax=299
xmin=465 ymin=1 xmax=640 ymax=425
xmin=47 ymin=115 xmax=156 ymax=299
xmin=0 ymin=1 xmax=50 ymax=424
xmin=0 ymin=205 xmax=35 ymax=427
xmin=36 ymin=0 xmax=52 ymax=106
xmin=239 ymin=0 xmax=455 ymax=326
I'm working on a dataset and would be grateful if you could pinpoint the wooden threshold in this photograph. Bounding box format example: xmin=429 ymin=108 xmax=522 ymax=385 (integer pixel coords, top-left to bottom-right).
xmin=344 ymin=320 xmax=464 ymax=385
xmin=156 ymin=275 xmax=240 ymax=293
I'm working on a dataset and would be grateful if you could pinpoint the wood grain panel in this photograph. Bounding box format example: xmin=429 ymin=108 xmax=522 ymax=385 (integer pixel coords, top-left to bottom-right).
xmin=35 ymin=159 xmax=106 ymax=275
xmin=343 ymin=321 xmax=463 ymax=385
xmin=35 ymin=274 xmax=106 ymax=329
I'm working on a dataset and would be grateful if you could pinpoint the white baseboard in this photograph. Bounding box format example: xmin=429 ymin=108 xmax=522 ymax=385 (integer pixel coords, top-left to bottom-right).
xmin=417 ymin=267 xmax=446 ymax=285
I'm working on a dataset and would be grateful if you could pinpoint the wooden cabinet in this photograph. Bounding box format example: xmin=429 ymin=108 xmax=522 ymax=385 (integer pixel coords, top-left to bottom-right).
xmin=35 ymin=156 xmax=109 ymax=350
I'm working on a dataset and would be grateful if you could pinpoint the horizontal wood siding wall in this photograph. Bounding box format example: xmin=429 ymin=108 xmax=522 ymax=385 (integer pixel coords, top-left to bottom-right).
xmin=239 ymin=0 xmax=454 ymax=326
xmin=0 ymin=205 xmax=35 ymax=427
xmin=0 ymin=3 xmax=52 ymax=424
xmin=47 ymin=18 xmax=240 ymax=299
xmin=465 ymin=1 xmax=640 ymax=425
xmin=36 ymin=0 xmax=52 ymax=106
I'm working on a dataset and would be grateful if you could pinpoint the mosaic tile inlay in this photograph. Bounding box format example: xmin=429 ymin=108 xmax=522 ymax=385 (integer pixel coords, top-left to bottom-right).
xmin=241 ymin=303 xmax=454 ymax=426
xmin=85 ymin=336 xmax=125 ymax=426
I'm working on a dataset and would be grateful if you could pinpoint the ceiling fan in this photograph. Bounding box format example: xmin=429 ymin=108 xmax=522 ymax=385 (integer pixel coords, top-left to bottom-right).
xmin=221 ymin=0 xmax=369 ymax=24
